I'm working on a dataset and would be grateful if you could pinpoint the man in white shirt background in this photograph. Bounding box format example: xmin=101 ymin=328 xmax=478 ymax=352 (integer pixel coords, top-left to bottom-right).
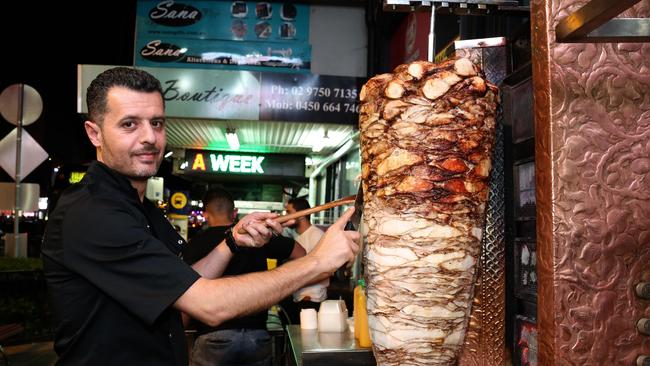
xmin=281 ymin=198 xmax=328 ymax=324
xmin=286 ymin=198 xmax=324 ymax=252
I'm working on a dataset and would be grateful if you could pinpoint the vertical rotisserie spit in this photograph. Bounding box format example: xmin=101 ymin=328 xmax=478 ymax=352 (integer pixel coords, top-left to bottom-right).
xmin=359 ymin=58 xmax=499 ymax=366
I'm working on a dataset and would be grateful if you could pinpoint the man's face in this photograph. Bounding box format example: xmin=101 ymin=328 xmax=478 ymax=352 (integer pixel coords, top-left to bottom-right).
xmin=86 ymin=87 xmax=166 ymax=181
xmin=285 ymin=203 xmax=298 ymax=229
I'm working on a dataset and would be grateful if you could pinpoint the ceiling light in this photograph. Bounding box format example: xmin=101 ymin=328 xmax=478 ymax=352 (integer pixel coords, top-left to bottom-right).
xmin=164 ymin=151 xmax=173 ymax=158
xmin=226 ymin=128 xmax=240 ymax=150
xmin=312 ymin=130 xmax=330 ymax=153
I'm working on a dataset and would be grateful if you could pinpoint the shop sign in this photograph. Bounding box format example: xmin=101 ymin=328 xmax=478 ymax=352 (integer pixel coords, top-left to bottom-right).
xmin=185 ymin=150 xmax=304 ymax=178
xmin=148 ymin=1 xmax=202 ymax=26
xmin=136 ymin=0 xmax=311 ymax=73
xmin=136 ymin=37 xmax=311 ymax=72
xmin=169 ymin=190 xmax=190 ymax=215
xmin=69 ymin=172 xmax=86 ymax=184
xmin=79 ymin=65 xmax=359 ymax=125
xmin=79 ymin=65 xmax=260 ymax=121
xmin=191 ymin=153 xmax=265 ymax=174
xmin=259 ymin=73 xmax=364 ymax=125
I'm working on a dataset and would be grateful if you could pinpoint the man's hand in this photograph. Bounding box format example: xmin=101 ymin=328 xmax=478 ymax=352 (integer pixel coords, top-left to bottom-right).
xmin=232 ymin=212 xmax=289 ymax=248
xmin=308 ymin=207 xmax=360 ymax=275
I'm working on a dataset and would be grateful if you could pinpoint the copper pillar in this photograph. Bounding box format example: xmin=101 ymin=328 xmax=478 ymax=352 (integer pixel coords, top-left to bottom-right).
xmin=531 ymin=0 xmax=650 ymax=363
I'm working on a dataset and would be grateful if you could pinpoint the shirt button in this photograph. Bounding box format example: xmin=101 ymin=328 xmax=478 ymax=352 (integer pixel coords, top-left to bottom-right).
xmin=177 ymin=239 xmax=183 ymax=245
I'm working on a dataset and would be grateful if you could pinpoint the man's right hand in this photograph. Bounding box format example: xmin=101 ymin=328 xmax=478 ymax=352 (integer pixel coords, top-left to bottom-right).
xmin=232 ymin=212 xmax=283 ymax=248
xmin=308 ymin=207 xmax=360 ymax=275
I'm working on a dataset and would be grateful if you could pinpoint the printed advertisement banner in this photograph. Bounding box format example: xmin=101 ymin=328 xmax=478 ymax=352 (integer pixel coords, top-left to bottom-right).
xmin=135 ymin=37 xmax=311 ymax=72
xmin=136 ymin=0 xmax=311 ymax=72
xmin=79 ymin=65 xmax=260 ymax=120
xmin=259 ymin=73 xmax=363 ymax=124
xmin=78 ymin=65 xmax=361 ymax=125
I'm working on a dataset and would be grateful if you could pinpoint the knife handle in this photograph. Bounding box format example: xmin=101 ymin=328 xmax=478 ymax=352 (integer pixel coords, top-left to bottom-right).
xmin=237 ymin=195 xmax=356 ymax=234
xmin=275 ymin=195 xmax=355 ymax=224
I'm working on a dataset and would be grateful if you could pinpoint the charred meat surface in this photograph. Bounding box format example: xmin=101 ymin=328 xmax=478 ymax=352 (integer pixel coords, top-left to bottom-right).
xmin=360 ymin=58 xmax=498 ymax=366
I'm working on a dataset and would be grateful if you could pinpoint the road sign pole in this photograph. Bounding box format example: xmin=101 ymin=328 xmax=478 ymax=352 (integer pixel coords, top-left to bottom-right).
xmin=13 ymin=84 xmax=24 ymax=257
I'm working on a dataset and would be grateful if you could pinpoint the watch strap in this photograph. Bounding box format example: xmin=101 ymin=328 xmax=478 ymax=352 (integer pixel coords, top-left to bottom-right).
xmin=224 ymin=228 xmax=241 ymax=254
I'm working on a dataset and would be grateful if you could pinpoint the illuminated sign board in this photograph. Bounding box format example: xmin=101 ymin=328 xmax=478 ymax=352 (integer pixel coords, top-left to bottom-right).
xmin=191 ymin=153 xmax=265 ymax=174
xmin=184 ymin=150 xmax=304 ymax=178
xmin=69 ymin=172 xmax=86 ymax=184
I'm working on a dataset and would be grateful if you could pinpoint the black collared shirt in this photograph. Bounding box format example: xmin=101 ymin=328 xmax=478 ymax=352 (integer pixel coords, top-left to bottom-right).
xmin=42 ymin=161 xmax=200 ymax=365
xmin=182 ymin=226 xmax=294 ymax=332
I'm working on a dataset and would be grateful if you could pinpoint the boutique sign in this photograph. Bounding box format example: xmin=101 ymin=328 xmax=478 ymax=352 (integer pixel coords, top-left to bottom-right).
xmin=78 ymin=64 xmax=260 ymax=121
xmin=78 ymin=64 xmax=361 ymax=125
xmin=184 ymin=150 xmax=304 ymax=178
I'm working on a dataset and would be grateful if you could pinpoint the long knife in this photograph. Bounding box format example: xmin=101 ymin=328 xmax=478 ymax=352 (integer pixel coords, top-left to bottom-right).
xmin=276 ymin=195 xmax=355 ymax=224
xmin=237 ymin=195 xmax=356 ymax=234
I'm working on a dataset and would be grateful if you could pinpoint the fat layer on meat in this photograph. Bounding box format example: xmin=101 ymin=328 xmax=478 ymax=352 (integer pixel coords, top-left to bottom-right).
xmin=360 ymin=58 xmax=498 ymax=366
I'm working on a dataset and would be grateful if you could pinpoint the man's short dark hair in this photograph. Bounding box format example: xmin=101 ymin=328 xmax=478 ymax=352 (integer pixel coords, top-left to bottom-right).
xmin=287 ymin=197 xmax=310 ymax=220
xmin=86 ymin=67 xmax=164 ymax=124
xmin=203 ymin=188 xmax=235 ymax=216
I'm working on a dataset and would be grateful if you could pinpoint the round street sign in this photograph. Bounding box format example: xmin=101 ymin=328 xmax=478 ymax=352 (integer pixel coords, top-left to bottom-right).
xmin=170 ymin=192 xmax=188 ymax=210
xmin=0 ymin=84 xmax=43 ymax=126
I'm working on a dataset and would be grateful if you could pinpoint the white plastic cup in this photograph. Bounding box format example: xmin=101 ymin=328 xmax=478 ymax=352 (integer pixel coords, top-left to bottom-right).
xmin=300 ymin=308 xmax=318 ymax=330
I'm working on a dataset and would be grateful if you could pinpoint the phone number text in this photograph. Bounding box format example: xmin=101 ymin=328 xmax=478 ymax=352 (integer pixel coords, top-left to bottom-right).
xmin=264 ymin=100 xmax=359 ymax=113
xmin=269 ymin=85 xmax=358 ymax=99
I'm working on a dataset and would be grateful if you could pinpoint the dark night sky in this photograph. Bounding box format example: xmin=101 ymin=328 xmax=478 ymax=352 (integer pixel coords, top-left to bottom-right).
xmin=0 ymin=1 xmax=409 ymax=196
xmin=0 ymin=2 xmax=137 ymax=193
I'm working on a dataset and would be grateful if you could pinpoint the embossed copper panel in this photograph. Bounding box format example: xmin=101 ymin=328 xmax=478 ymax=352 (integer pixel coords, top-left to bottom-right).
xmin=531 ymin=0 xmax=650 ymax=363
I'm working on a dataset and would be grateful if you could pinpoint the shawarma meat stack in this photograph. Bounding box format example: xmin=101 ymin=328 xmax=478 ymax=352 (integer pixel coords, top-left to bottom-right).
xmin=359 ymin=58 xmax=499 ymax=366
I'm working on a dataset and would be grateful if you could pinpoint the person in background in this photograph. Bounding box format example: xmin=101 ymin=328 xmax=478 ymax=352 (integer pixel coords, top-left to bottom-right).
xmin=286 ymin=198 xmax=325 ymax=253
xmin=41 ymin=66 xmax=359 ymax=366
xmin=183 ymin=188 xmax=305 ymax=366
xmin=281 ymin=197 xmax=328 ymax=324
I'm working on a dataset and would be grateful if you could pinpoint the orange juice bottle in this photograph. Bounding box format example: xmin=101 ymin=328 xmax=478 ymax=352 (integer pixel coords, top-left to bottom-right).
xmin=357 ymin=281 xmax=372 ymax=347
xmin=353 ymin=280 xmax=364 ymax=339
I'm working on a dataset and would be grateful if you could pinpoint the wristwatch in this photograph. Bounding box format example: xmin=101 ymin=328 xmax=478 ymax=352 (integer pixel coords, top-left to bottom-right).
xmin=224 ymin=228 xmax=241 ymax=253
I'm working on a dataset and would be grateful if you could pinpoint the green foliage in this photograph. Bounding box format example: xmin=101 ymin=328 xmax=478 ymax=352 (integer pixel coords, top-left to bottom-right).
xmin=0 ymin=257 xmax=43 ymax=271
xmin=0 ymin=267 xmax=53 ymax=344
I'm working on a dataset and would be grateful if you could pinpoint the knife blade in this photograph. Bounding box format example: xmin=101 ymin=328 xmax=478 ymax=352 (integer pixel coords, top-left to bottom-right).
xmin=344 ymin=183 xmax=364 ymax=276
xmin=345 ymin=184 xmax=363 ymax=231
xmin=350 ymin=184 xmax=363 ymax=230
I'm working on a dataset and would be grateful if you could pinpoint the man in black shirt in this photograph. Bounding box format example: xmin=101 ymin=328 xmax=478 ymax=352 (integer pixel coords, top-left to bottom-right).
xmin=41 ymin=67 xmax=359 ymax=365
xmin=183 ymin=188 xmax=305 ymax=366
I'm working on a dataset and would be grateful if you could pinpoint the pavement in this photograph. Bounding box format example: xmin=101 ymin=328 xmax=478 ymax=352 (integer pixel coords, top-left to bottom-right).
xmin=2 ymin=341 xmax=57 ymax=366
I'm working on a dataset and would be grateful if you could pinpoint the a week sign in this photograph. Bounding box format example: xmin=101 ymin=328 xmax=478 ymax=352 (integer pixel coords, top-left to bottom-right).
xmin=191 ymin=153 xmax=265 ymax=174
xmin=184 ymin=149 xmax=306 ymax=178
